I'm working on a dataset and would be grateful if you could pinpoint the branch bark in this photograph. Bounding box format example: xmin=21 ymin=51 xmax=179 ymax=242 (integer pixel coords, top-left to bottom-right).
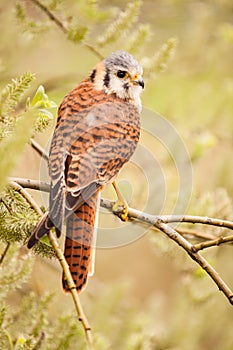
xmin=8 ymin=177 xmax=233 ymax=232
xmin=193 ymin=235 xmax=233 ymax=251
xmin=8 ymin=180 xmax=93 ymax=345
xmin=48 ymin=231 xmax=93 ymax=345
xmin=29 ymin=0 xmax=103 ymax=59
xmin=30 ymin=138 xmax=49 ymax=162
xmin=154 ymin=219 xmax=233 ymax=305
xmin=0 ymin=242 xmax=10 ymax=265
xmin=7 ymin=176 xmax=233 ymax=306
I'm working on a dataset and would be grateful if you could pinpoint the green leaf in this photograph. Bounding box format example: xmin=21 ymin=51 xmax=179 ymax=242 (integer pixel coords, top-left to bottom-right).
xmin=126 ymin=24 xmax=151 ymax=54
xmin=142 ymin=37 xmax=178 ymax=78
xmin=0 ymin=110 xmax=38 ymax=191
xmin=67 ymin=25 xmax=88 ymax=43
xmin=0 ymin=72 xmax=35 ymax=116
xmin=26 ymin=85 xmax=57 ymax=133
xmin=14 ymin=336 xmax=26 ymax=349
xmin=30 ymin=85 xmax=46 ymax=107
xmin=97 ymin=0 xmax=142 ymax=48
xmin=28 ymin=85 xmax=57 ymax=109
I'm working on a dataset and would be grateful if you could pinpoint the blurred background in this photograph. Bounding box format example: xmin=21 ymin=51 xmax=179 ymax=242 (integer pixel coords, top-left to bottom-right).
xmin=1 ymin=0 xmax=233 ymax=349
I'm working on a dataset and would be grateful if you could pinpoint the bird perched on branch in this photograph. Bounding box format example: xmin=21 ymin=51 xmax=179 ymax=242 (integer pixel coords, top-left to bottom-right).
xmin=27 ymin=50 xmax=144 ymax=293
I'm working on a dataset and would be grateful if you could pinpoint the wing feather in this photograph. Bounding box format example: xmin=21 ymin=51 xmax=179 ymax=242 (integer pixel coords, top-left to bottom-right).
xmin=48 ymin=81 xmax=140 ymax=232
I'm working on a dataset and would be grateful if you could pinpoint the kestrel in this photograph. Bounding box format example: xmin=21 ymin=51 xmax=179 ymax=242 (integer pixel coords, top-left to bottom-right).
xmin=28 ymin=50 xmax=144 ymax=292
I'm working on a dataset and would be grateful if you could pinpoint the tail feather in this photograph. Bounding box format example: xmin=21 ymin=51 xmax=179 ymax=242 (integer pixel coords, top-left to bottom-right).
xmin=62 ymin=192 xmax=99 ymax=292
xmin=27 ymin=213 xmax=53 ymax=249
xmin=28 ymin=192 xmax=100 ymax=293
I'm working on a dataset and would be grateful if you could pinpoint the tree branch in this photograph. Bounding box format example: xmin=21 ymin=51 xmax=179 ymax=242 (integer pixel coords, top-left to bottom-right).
xmin=7 ymin=177 xmax=233 ymax=305
xmin=0 ymin=242 xmax=10 ymax=265
xmin=30 ymin=0 xmax=68 ymax=34
xmin=9 ymin=180 xmax=43 ymax=215
xmin=9 ymin=177 xmax=49 ymax=192
xmin=30 ymin=138 xmax=49 ymax=162
xmin=100 ymin=197 xmax=233 ymax=232
xmin=7 ymin=177 xmax=233 ymax=231
xmin=161 ymin=214 xmax=233 ymax=230
xmin=6 ymin=178 xmax=233 ymax=302
xmin=176 ymin=228 xmax=215 ymax=241
xmin=48 ymin=231 xmax=93 ymax=345
xmin=29 ymin=0 xmax=103 ymax=59
xmin=8 ymin=179 xmax=93 ymax=345
xmin=154 ymin=219 xmax=233 ymax=305
xmin=193 ymin=235 xmax=233 ymax=251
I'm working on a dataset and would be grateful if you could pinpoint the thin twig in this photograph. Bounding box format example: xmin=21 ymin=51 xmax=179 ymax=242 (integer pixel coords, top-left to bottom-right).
xmin=30 ymin=0 xmax=67 ymax=34
xmin=48 ymin=231 xmax=93 ymax=345
xmin=7 ymin=178 xmax=233 ymax=232
xmin=7 ymin=177 xmax=233 ymax=305
xmin=9 ymin=181 xmax=43 ymax=215
xmin=193 ymin=235 xmax=233 ymax=251
xmin=161 ymin=214 xmax=233 ymax=230
xmin=0 ymin=198 xmax=13 ymax=214
xmin=176 ymin=228 xmax=215 ymax=241
xmin=8 ymin=177 xmax=49 ymax=192
xmin=154 ymin=220 xmax=233 ymax=305
xmin=8 ymin=177 xmax=50 ymax=192
xmin=83 ymin=41 xmax=104 ymax=60
xmin=29 ymin=0 xmax=103 ymax=59
xmin=30 ymin=138 xmax=49 ymax=161
xmin=0 ymin=200 xmax=12 ymax=265
xmin=7 ymin=180 xmax=93 ymax=345
xmin=0 ymin=242 xmax=10 ymax=265
xmin=100 ymin=197 xmax=233 ymax=231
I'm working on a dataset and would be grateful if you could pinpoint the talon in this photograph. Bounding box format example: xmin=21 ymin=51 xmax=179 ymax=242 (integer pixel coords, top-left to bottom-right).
xmin=112 ymin=201 xmax=129 ymax=222
xmin=112 ymin=180 xmax=129 ymax=221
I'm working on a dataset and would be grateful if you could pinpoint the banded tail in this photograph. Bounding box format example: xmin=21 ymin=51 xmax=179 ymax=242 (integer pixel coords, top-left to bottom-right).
xmin=63 ymin=192 xmax=99 ymax=292
xmin=27 ymin=192 xmax=100 ymax=293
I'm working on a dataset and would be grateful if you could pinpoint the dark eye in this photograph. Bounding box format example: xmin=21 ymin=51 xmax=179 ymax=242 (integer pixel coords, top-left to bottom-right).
xmin=117 ymin=70 xmax=127 ymax=78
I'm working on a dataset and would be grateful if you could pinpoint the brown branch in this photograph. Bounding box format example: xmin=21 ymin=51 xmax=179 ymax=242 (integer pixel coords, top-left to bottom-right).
xmin=29 ymin=0 xmax=103 ymax=59
xmin=9 ymin=180 xmax=43 ymax=215
xmin=30 ymin=138 xmax=49 ymax=162
xmin=7 ymin=177 xmax=233 ymax=232
xmin=161 ymin=214 xmax=233 ymax=230
xmin=0 ymin=197 xmax=13 ymax=214
xmin=176 ymin=228 xmax=215 ymax=241
xmin=8 ymin=177 xmax=50 ymax=192
xmin=0 ymin=242 xmax=10 ymax=265
xmin=30 ymin=0 xmax=68 ymax=34
xmin=8 ymin=180 xmax=93 ymax=345
xmin=193 ymin=235 xmax=233 ymax=252
xmin=100 ymin=198 xmax=233 ymax=232
xmin=48 ymin=231 xmax=93 ymax=345
xmin=154 ymin=219 xmax=233 ymax=305
xmin=7 ymin=177 xmax=233 ymax=305
xmin=0 ymin=197 xmax=12 ymax=265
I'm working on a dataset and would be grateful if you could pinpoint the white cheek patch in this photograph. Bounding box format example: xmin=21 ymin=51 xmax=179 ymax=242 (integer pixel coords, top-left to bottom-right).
xmin=128 ymin=85 xmax=142 ymax=109
xmin=108 ymin=75 xmax=126 ymax=98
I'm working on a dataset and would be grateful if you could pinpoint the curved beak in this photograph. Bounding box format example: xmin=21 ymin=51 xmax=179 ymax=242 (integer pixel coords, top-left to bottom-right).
xmin=132 ymin=75 xmax=144 ymax=89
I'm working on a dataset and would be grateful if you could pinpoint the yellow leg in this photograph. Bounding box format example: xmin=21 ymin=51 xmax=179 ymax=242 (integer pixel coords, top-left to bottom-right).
xmin=112 ymin=180 xmax=129 ymax=221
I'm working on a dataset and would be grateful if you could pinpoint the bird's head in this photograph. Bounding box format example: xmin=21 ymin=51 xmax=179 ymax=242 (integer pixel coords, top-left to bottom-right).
xmin=90 ymin=50 xmax=144 ymax=109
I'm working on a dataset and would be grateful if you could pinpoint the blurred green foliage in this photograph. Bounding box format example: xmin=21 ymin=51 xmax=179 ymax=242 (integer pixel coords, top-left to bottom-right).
xmin=0 ymin=72 xmax=56 ymax=190
xmin=0 ymin=0 xmax=233 ymax=349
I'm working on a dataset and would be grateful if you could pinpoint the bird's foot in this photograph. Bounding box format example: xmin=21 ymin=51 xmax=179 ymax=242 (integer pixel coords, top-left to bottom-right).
xmin=112 ymin=200 xmax=129 ymax=221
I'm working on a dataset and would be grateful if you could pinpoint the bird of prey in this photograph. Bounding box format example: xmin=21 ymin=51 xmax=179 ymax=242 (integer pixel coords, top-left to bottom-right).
xmin=28 ymin=50 xmax=144 ymax=292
